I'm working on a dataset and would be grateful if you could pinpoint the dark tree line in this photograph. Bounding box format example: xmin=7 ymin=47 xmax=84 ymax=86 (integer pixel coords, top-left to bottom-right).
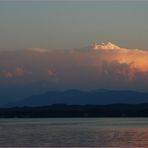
xmin=1 ymin=104 xmax=148 ymax=118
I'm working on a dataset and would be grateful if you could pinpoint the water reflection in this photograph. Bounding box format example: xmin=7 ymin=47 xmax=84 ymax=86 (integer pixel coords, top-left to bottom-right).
xmin=0 ymin=118 xmax=148 ymax=147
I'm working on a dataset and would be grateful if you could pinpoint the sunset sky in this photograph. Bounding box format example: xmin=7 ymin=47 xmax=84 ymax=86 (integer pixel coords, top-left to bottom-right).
xmin=0 ymin=1 xmax=148 ymax=105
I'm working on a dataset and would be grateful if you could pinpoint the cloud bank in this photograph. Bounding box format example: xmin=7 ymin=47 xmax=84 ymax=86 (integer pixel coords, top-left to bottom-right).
xmin=91 ymin=42 xmax=148 ymax=79
xmin=0 ymin=42 xmax=148 ymax=92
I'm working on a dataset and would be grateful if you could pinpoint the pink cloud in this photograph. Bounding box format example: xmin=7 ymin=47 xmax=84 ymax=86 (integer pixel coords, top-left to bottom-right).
xmin=27 ymin=48 xmax=49 ymax=53
xmin=15 ymin=67 xmax=27 ymax=77
xmin=4 ymin=72 xmax=13 ymax=79
xmin=47 ymin=69 xmax=55 ymax=77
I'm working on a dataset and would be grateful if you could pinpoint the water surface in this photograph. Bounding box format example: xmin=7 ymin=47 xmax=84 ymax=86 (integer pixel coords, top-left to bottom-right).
xmin=0 ymin=118 xmax=148 ymax=147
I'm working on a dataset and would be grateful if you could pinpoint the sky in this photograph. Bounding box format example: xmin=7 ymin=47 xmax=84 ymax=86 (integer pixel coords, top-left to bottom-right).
xmin=0 ymin=1 xmax=148 ymax=104
xmin=0 ymin=1 xmax=148 ymax=50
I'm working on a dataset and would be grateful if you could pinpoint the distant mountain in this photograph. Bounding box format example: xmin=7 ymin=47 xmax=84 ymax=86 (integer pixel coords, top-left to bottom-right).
xmin=7 ymin=89 xmax=148 ymax=107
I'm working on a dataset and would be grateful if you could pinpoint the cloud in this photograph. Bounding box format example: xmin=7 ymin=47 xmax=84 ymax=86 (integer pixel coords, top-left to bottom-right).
xmin=1 ymin=67 xmax=29 ymax=79
xmin=89 ymin=42 xmax=148 ymax=79
xmin=47 ymin=69 xmax=55 ymax=77
xmin=93 ymin=42 xmax=124 ymax=51
xmin=27 ymin=48 xmax=49 ymax=53
xmin=15 ymin=67 xmax=29 ymax=77
xmin=0 ymin=42 xmax=148 ymax=91
xmin=4 ymin=72 xmax=13 ymax=79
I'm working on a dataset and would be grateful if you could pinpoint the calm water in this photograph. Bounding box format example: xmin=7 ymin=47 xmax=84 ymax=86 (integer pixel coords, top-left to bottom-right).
xmin=0 ymin=118 xmax=148 ymax=147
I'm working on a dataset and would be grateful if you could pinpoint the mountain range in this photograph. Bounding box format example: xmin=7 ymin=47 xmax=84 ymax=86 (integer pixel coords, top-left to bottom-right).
xmin=7 ymin=89 xmax=148 ymax=107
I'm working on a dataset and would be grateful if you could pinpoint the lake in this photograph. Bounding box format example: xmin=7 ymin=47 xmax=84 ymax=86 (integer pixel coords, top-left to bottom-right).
xmin=0 ymin=118 xmax=148 ymax=147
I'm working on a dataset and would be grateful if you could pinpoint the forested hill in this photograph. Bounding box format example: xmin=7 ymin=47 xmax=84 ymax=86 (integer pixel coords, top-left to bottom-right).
xmin=1 ymin=104 xmax=148 ymax=118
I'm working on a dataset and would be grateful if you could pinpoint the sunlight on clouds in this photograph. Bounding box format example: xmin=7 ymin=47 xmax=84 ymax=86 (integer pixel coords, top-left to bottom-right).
xmin=91 ymin=42 xmax=148 ymax=79
xmin=27 ymin=48 xmax=49 ymax=53
xmin=1 ymin=67 xmax=29 ymax=79
xmin=0 ymin=42 xmax=148 ymax=90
